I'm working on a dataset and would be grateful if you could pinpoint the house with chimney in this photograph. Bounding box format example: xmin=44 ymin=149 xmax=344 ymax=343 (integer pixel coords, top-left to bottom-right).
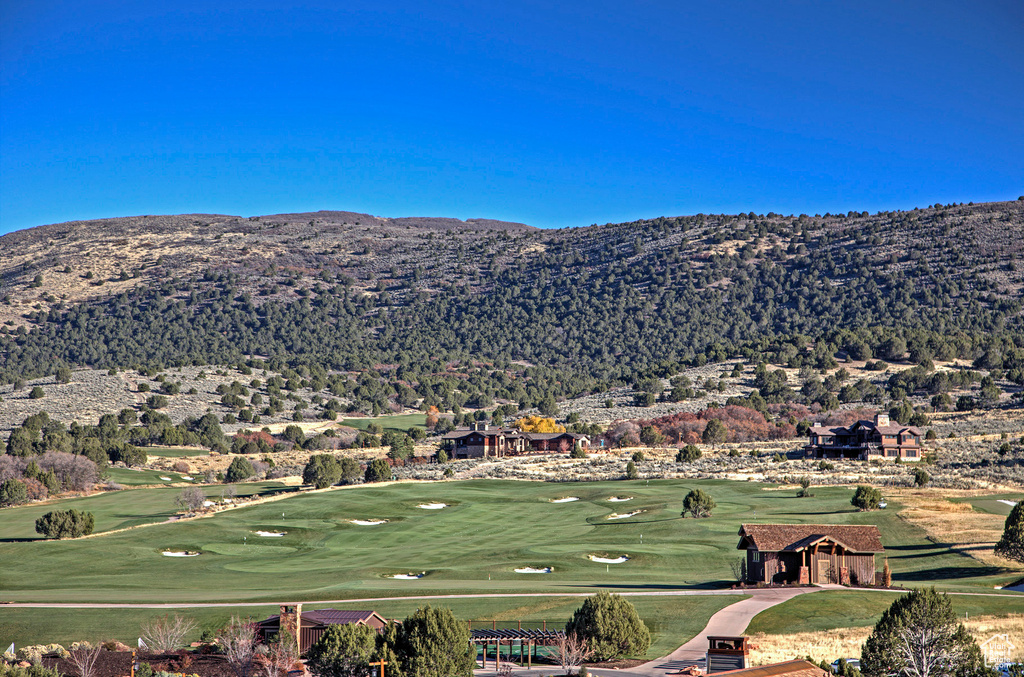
xmin=442 ymin=423 xmax=589 ymax=459
xmin=805 ymin=413 xmax=923 ymax=461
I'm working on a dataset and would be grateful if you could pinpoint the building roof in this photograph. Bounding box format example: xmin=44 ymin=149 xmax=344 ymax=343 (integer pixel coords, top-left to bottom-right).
xmin=441 ymin=427 xmax=523 ymax=440
xmin=811 ymin=422 xmax=922 ymax=436
xmin=258 ymin=609 xmax=385 ymax=628
xmin=737 ymin=524 xmax=884 ymax=553
xmin=711 ymin=660 xmax=830 ymax=677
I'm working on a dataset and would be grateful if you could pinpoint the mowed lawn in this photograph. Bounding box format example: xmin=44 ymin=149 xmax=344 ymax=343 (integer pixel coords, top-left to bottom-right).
xmin=0 ymin=479 xmax=1020 ymax=605
xmin=0 ymin=482 xmax=292 ymax=540
xmin=0 ymin=594 xmax=743 ymax=654
xmin=747 ymin=590 xmax=1024 ymax=635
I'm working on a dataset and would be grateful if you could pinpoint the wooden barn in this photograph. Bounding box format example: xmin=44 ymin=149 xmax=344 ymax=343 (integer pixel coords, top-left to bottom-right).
xmin=256 ymin=605 xmax=387 ymax=653
xmin=737 ymin=524 xmax=884 ymax=586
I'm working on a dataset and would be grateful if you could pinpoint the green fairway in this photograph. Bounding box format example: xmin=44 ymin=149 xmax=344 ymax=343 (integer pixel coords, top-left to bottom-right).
xmin=105 ymin=466 xmax=199 ymax=487
xmin=341 ymin=413 xmax=426 ymax=432
xmin=0 ymin=482 xmax=293 ymax=540
xmin=0 ymin=479 xmax=1019 ymax=606
xmin=747 ymin=590 xmax=1024 ymax=635
xmin=142 ymin=446 xmax=214 ymax=458
xmin=950 ymin=495 xmax=1019 ymax=516
xmin=0 ymin=594 xmax=742 ymax=655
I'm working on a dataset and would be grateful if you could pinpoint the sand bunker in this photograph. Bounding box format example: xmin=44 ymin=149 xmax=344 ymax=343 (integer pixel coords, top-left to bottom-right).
xmin=608 ymin=496 xmax=633 ymax=502
xmin=589 ymin=554 xmax=630 ymax=564
xmin=999 ymin=500 xmax=1018 ymax=507
xmin=515 ymin=566 xmax=553 ymax=574
xmin=255 ymin=531 xmax=286 ymax=537
xmin=350 ymin=519 xmax=389 ymax=526
xmin=180 ymin=476 xmax=193 ymax=481
xmin=203 ymin=500 xmax=215 ymax=507
xmin=607 ymin=510 xmax=643 ymax=520
xmin=159 ymin=476 xmax=172 ymax=481
xmin=551 ymin=497 xmax=579 ymax=503
xmin=391 ymin=572 xmax=426 ymax=579
xmin=417 ymin=503 xmax=447 ymax=509
xmin=162 ymin=551 xmax=200 ymax=557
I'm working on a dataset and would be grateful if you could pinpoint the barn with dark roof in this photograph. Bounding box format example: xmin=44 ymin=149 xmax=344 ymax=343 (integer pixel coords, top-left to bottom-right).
xmin=737 ymin=523 xmax=884 ymax=586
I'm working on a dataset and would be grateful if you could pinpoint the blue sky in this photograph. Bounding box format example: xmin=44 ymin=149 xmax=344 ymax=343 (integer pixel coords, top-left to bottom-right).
xmin=1 ymin=0 xmax=1022 ymax=233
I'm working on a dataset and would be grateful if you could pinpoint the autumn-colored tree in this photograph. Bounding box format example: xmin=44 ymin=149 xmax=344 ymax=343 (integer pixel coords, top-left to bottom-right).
xmin=425 ymin=406 xmax=440 ymax=430
xmin=514 ymin=416 xmax=566 ymax=433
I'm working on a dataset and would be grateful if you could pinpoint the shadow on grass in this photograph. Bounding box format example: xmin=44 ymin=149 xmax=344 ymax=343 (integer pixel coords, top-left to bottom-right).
xmin=893 ymin=566 xmax=1006 ymax=581
xmin=563 ymin=580 xmax=738 ymax=591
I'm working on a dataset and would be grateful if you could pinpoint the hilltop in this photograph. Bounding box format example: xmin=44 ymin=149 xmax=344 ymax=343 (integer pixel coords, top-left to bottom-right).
xmin=3 ymin=198 xmax=1024 ymax=415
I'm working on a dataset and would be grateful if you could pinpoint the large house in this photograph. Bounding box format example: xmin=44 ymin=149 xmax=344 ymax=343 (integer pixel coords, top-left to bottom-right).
xmin=442 ymin=423 xmax=589 ymax=459
xmin=737 ymin=523 xmax=884 ymax=586
xmin=806 ymin=413 xmax=923 ymax=461
xmin=256 ymin=605 xmax=387 ymax=653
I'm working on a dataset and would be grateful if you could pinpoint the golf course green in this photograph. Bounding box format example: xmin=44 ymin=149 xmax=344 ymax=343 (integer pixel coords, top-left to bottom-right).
xmin=1 ymin=478 xmax=1018 ymax=606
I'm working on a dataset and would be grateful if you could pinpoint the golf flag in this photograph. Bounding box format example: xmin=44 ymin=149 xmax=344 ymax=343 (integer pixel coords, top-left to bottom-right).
xmin=5 ymin=644 xmax=14 ymax=655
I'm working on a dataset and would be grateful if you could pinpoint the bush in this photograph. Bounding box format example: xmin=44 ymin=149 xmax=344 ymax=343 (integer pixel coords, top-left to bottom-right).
xmin=631 ymin=450 xmax=645 ymax=462
xmin=625 ymin=460 xmax=638 ymax=480
xmin=851 ymin=485 xmax=882 ymax=511
xmin=0 ymin=478 xmax=28 ymax=506
xmin=225 ymin=456 xmax=255 ymax=483
xmin=913 ymin=468 xmax=930 ymax=487
xmin=35 ymin=509 xmax=95 ymax=539
xmin=566 ymin=591 xmax=650 ymax=661
xmin=675 ymin=444 xmax=701 ymax=463
xmin=364 ymin=458 xmax=391 ymax=483
xmin=570 ymin=443 xmax=587 ymax=458
xmin=306 ymin=623 xmax=377 ymax=677
xmin=682 ymin=488 xmax=716 ymax=518
xmin=29 ymin=386 xmax=44 ymax=399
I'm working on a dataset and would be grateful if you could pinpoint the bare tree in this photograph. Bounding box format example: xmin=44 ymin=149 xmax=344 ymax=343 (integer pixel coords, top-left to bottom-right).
xmin=220 ymin=616 xmax=259 ymax=677
xmin=141 ymin=614 xmax=198 ymax=652
xmin=175 ymin=486 xmax=206 ymax=513
xmin=68 ymin=646 xmax=103 ymax=677
xmin=555 ymin=633 xmax=593 ymax=676
xmin=260 ymin=629 xmax=298 ymax=677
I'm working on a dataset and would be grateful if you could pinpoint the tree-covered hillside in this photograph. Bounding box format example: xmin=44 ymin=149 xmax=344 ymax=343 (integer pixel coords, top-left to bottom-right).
xmin=3 ymin=199 xmax=1024 ymax=410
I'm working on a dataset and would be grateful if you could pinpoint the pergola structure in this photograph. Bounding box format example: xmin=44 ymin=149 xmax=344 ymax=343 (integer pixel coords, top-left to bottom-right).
xmin=470 ymin=627 xmax=565 ymax=670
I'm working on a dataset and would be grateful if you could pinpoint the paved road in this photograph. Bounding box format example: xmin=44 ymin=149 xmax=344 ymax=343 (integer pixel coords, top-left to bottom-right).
xmin=3 ymin=589 xmax=751 ymax=609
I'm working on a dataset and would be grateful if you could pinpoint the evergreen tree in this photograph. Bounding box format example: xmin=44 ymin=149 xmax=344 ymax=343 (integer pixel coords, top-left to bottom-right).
xmin=861 ymin=588 xmax=989 ymax=677
xmin=995 ymin=502 xmax=1024 ymax=563
xmin=682 ymin=488 xmax=716 ymax=518
xmin=565 ymin=591 xmax=650 ymax=661
xmin=306 ymin=623 xmax=377 ymax=677
xmin=364 ymin=458 xmax=391 ymax=483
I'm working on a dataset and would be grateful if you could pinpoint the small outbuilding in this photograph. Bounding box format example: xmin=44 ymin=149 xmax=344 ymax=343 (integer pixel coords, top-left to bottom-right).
xmin=737 ymin=523 xmax=884 ymax=586
xmin=256 ymin=604 xmax=387 ymax=653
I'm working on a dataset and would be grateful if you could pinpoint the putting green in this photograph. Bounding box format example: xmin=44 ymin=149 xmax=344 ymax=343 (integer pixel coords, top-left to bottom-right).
xmin=0 ymin=479 xmax=1016 ymax=605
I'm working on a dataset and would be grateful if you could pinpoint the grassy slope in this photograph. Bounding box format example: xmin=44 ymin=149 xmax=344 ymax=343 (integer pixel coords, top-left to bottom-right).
xmin=0 ymin=482 xmax=292 ymax=540
xmin=1 ymin=480 xmax=1019 ymax=605
xmin=747 ymin=590 xmax=1024 ymax=635
xmin=0 ymin=595 xmax=740 ymax=655
xmin=142 ymin=447 xmax=216 ymax=458
xmin=340 ymin=414 xmax=427 ymax=432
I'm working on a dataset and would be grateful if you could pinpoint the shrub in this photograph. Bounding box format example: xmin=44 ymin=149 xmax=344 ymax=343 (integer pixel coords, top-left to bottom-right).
xmin=306 ymin=623 xmax=377 ymax=677
xmin=570 ymin=443 xmax=587 ymax=458
xmin=566 ymin=591 xmax=650 ymax=661
xmin=0 ymin=478 xmax=29 ymax=506
xmin=29 ymin=386 xmax=44 ymax=399
xmin=35 ymin=509 xmax=95 ymax=539
xmin=913 ymin=468 xmax=930 ymax=487
xmin=682 ymin=488 xmax=716 ymax=518
xmin=625 ymin=460 xmax=638 ymax=480
xmin=225 ymin=456 xmax=255 ymax=483
xmin=675 ymin=444 xmax=701 ymax=462
xmin=851 ymin=485 xmax=882 ymax=511
xmin=364 ymin=458 xmax=391 ymax=483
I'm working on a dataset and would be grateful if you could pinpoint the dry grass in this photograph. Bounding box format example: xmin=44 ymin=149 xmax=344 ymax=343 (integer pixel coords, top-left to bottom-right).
xmin=749 ymin=614 xmax=1024 ymax=665
xmin=889 ymin=487 xmax=1018 ymax=568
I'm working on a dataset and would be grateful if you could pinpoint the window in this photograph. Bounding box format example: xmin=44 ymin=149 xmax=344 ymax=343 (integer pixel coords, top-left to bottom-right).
xmin=905 ymin=449 xmax=917 ymax=457
xmin=751 ymin=551 xmax=760 ymax=562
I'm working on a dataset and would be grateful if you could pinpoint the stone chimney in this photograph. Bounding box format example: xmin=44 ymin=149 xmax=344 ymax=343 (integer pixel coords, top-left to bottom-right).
xmin=874 ymin=413 xmax=890 ymax=426
xmin=279 ymin=604 xmax=302 ymax=654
